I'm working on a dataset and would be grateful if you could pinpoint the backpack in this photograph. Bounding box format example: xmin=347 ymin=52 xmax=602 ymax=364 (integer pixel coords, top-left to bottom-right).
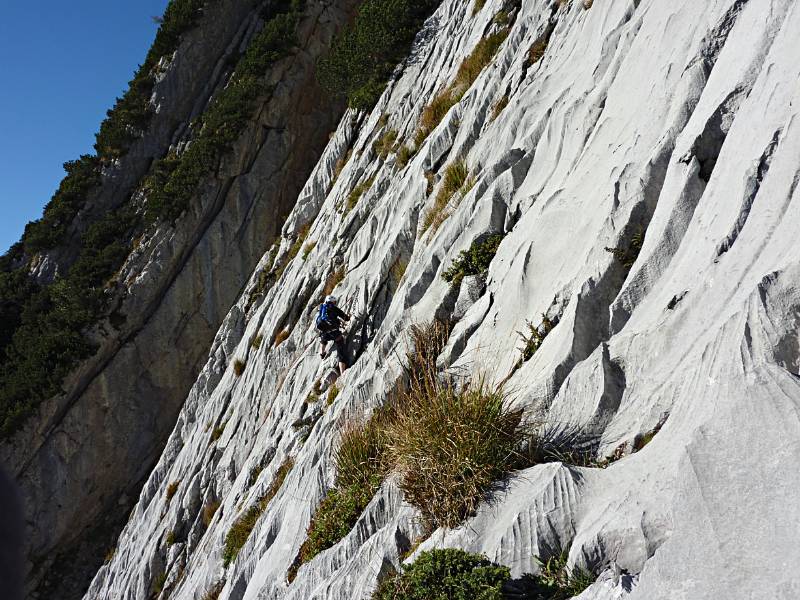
xmin=315 ymin=303 xmax=337 ymax=333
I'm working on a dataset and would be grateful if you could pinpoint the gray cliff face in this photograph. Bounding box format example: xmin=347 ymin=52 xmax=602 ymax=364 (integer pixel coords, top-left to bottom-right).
xmin=2 ymin=1 xmax=359 ymax=598
xmin=46 ymin=0 xmax=800 ymax=598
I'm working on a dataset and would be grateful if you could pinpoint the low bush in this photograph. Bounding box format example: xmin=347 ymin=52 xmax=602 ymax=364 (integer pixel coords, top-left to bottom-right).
xmin=317 ymin=0 xmax=442 ymax=110
xmin=166 ymin=530 xmax=177 ymax=546
xmin=222 ymin=457 xmax=293 ymax=566
xmin=472 ymin=0 xmax=487 ymax=16
xmin=517 ymin=315 xmax=556 ymax=365
xmin=441 ymin=234 xmax=504 ymax=287
xmin=373 ymin=548 xmax=510 ymax=600
xmin=415 ymin=28 xmax=510 ymax=146
xmin=422 ymin=159 xmax=475 ymax=233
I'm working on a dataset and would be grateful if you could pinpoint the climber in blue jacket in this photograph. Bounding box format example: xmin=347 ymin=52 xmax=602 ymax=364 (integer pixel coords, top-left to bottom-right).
xmin=316 ymin=295 xmax=350 ymax=375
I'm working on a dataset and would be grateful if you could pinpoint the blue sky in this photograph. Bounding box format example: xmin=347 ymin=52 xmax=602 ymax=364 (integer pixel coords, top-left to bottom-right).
xmin=0 ymin=0 xmax=170 ymax=255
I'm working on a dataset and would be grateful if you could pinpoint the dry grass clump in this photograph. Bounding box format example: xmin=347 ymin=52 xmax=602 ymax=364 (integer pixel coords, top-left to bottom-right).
xmin=326 ymin=384 xmax=340 ymax=406
xmin=305 ymin=379 xmax=322 ymax=403
xmin=222 ymin=457 xmax=294 ymax=567
xmin=233 ymin=358 xmax=246 ymax=376
xmin=165 ymin=530 xmax=177 ymax=546
xmin=273 ymin=329 xmax=290 ymax=347
xmin=415 ymin=28 xmax=510 ymax=146
xmin=472 ymin=0 xmax=487 ymax=16
xmin=491 ymin=94 xmax=509 ymax=122
xmin=345 ymin=176 xmax=376 ymax=214
xmin=202 ymin=500 xmax=221 ymax=527
xmin=422 ymin=159 xmax=475 ymax=234
xmin=250 ymin=333 xmax=263 ymax=349
xmin=165 ymin=481 xmax=180 ymax=502
xmin=531 ymin=551 xmax=597 ymax=598
xmin=396 ymin=144 xmax=415 ymax=170
xmin=209 ymin=422 xmax=226 ymax=443
xmin=323 ymin=265 xmax=346 ymax=297
xmin=332 ymin=149 xmax=352 ymax=183
xmin=390 ymin=257 xmax=408 ymax=285
xmin=387 ymin=378 xmax=526 ymax=529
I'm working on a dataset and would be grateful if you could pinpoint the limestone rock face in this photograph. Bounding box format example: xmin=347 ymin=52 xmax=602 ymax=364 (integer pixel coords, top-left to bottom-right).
xmin=78 ymin=0 xmax=800 ymax=599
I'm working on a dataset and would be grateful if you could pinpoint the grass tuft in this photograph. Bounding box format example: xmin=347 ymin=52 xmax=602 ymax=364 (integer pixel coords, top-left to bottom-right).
xmin=374 ymin=129 xmax=399 ymax=159
xmin=422 ymin=159 xmax=473 ymax=234
xmin=491 ymin=94 xmax=509 ymax=122
xmin=530 ymin=551 xmax=598 ymax=599
xmin=202 ymin=500 xmax=221 ymax=527
xmin=302 ymin=241 xmax=317 ymax=261
xmin=345 ymin=176 xmax=376 ymax=214
xmin=323 ymin=265 xmax=346 ymax=297
xmin=326 ymin=384 xmax=340 ymax=406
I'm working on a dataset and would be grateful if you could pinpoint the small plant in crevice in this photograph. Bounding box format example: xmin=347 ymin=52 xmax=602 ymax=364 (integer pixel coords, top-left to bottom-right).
xmin=305 ymin=380 xmax=322 ymax=403
xmin=527 ymin=551 xmax=598 ymax=599
xmin=605 ymin=226 xmax=644 ymax=270
xmin=422 ymin=159 xmax=475 ymax=234
xmin=201 ymin=581 xmax=225 ymax=600
xmin=233 ymin=359 xmax=246 ymax=376
xmin=104 ymin=547 xmax=116 ymax=563
xmin=332 ymin=149 xmax=353 ymax=184
xmin=472 ymin=0 xmax=487 ymax=16
xmin=302 ymin=241 xmax=317 ymax=261
xmin=152 ymin=570 xmax=168 ymax=595
xmin=222 ymin=457 xmax=294 ymax=567
xmin=165 ymin=481 xmax=180 ymax=502
xmin=209 ymin=421 xmax=227 ymax=444
xmin=396 ymin=144 xmax=415 ymax=169
xmin=415 ymin=25 xmax=511 ymax=147
xmin=373 ymin=548 xmax=510 ymax=600
xmin=491 ymin=94 xmax=509 ymax=122
xmin=165 ymin=529 xmax=177 ymax=546
xmin=251 ymin=333 xmax=264 ymax=349
xmin=441 ymin=234 xmax=505 ymax=287
xmin=515 ymin=315 xmax=557 ymax=370
xmin=390 ymin=256 xmax=408 ymax=286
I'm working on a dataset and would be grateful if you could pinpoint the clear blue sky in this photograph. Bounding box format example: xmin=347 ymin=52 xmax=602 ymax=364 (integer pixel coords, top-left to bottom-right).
xmin=0 ymin=0 xmax=170 ymax=255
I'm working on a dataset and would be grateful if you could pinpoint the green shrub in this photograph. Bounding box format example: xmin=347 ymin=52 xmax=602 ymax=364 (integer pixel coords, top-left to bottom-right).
xmin=233 ymin=359 xmax=246 ymax=376
xmin=166 ymin=530 xmax=177 ymax=546
xmin=441 ymin=234 xmax=504 ymax=286
xmin=222 ymin=457 xmax=294 ymax=566
xmin=472 ymin=0 xmax=487 ymax=16
xmin=373 ymin=548 xmax=510 ymax=600
xmin=422 ymin=159 xmax=474 ymax=233
xmin=415 ymin=28 xmax=509 ymax=146
xmin=317 ymin=0 xmax=442 ymax=110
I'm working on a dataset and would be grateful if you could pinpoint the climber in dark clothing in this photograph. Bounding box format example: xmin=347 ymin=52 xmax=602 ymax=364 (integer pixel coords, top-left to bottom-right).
xmin=316 ymin=295 xmax=351 ymax=375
